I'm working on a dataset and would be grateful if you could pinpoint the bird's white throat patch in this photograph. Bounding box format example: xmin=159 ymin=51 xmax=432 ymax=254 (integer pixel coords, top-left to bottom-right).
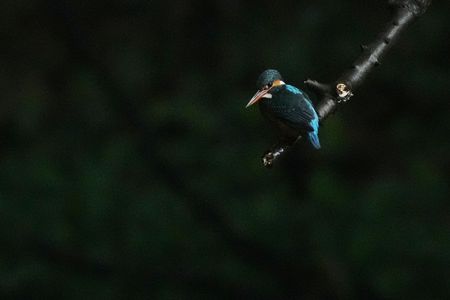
xmin=262 ymin=93 xmax=272 ymax=98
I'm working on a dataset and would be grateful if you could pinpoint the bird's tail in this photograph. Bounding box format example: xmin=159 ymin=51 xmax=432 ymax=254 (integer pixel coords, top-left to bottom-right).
xmin=308 ymin=131 xmax=321 ymax=149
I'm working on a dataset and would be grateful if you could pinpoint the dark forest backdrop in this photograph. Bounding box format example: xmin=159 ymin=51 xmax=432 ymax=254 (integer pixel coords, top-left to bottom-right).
xmin=0 ymin=0 xmax=449 ymax=299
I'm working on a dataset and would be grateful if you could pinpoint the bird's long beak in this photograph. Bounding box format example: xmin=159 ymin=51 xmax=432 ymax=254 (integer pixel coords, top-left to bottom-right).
xmin=245 ymin=80 xmax=284 ymax=108
xmin=246 ymin=88 xmax=270 ymax=108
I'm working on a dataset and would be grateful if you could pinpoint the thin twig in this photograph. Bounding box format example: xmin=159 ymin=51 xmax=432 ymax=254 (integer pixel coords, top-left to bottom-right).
xmin=262 ymin=0 xmax=432 ymax=167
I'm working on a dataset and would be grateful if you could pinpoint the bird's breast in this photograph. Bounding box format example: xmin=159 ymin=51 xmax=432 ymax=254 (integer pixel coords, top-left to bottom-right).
xmin=259 ymin=98 xmax=301 ymax=139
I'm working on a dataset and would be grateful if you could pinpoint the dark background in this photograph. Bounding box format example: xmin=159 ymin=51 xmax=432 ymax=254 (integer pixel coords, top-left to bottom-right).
xmin=1 ymin=0 xmax=449 ymax=299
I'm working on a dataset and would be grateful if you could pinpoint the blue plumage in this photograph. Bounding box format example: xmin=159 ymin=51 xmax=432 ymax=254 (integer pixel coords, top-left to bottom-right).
xmin=301 ymin=89 xmax=321 ymax=149
xmin=261 ymin=84 xmax=321 ymax=149
xmin=285 ymin=84 xmax=301 ymax=94
xmin=248 ymin=69 xmax=321 ymax=149
xmin=308 ymin=117 xmax=321 ymax=149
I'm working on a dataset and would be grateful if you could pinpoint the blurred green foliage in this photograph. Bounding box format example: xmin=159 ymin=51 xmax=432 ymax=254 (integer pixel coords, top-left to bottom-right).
xmin=0 ymin=0 xmax=449 ymax=299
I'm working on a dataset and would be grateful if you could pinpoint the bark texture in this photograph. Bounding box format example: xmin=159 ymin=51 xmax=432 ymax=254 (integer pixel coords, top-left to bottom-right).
xmin=262 ymin=0 xmax=432 ymax=168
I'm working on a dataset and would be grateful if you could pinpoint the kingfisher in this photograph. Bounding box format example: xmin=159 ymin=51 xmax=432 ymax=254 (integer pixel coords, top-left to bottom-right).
xmin=246 ymin=69 xmax=321 ymax=149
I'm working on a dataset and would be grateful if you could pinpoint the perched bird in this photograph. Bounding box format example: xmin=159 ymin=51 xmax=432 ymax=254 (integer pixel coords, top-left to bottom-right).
xmin=246 ymin=69 xmax=321 ymax=149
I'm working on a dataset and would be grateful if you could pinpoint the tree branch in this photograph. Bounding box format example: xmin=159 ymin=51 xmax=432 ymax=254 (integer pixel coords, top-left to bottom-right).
xmin=262 ymin=0 xmax=431 ymax=168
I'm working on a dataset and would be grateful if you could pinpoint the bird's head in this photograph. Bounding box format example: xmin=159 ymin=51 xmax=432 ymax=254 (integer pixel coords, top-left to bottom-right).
xmin=246 ymin=69 xmax=285 ymax=108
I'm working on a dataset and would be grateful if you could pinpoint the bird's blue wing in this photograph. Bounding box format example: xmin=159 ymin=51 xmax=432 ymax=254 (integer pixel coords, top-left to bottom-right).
xmin=268 ymin=85 xmax=317 ymax=131
xmin=308 ymin=117 xmax=321 ymax=149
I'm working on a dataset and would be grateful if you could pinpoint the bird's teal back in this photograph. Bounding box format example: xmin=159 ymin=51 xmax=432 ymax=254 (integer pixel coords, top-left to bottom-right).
xmin=260 ymin=84 xmax=321 ymax=149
